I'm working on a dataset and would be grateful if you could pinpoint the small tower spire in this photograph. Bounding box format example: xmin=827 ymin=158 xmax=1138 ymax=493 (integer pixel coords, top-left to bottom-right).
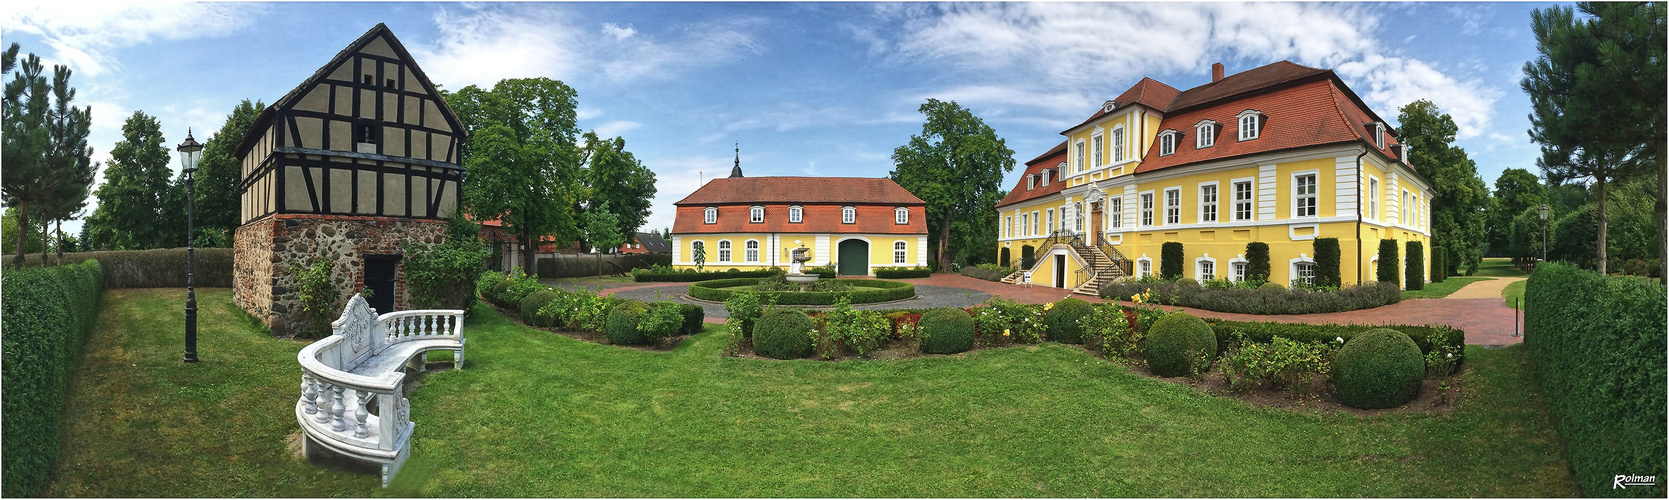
xmin=728 ymin=141 xmax=743 ymax=178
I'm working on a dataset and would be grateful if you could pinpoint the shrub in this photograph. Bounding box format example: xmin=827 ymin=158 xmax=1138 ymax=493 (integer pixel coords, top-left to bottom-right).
xmin=919 ymin=308 xmax=976 ymax=354
xmin=639 ymin=301 xmax=686 ymax=343
xmin=1206 ymin=320 xmax=1461 ymax=363
xmin=1313 ymin=238 xmax=1341 ymax=288
xmin=604 ymin=301 xmax=651 ymax=345
xmin=1431 ymin=246 xmax=1447 ymax=283
xmin=13 ymin=248 xmax=233 ymax=288
xmin=1081 ymin=303 xmax=1142 ymax=359
xmin=972 ymin=297 xmax=1044 ymax=346
xmin=1245 ymin=242 xmax=1271 ymax=283
xmin=1377 ymin=239 xmax=1399 ymax=285
xmin=631 ymin=268 xmax=777 ymax=282
xmin=403 ymin=236 xmax=488 ymax=312
xmin=1332 ymin=328 xmax=1424 ymax=409
xmin=814 ymin=297 xmax=892 ymax=358
xmin=501 ymin=273 xmax=544 ymax=305
xmin=295 ymin=258 xmax=339 ymax=338
xmin=1020 ymin=245 xmax=1036 ymax=270
xmin=520 ymin=289 xmax=560 ymax=326
xmin=999 ymin=247 xmax=1011 ymax=268
xmin=1174 ymin=278 xmax=1198 ymax=288
xmin=690 ymin=278 xmax=914 ymax=305
xmin=1160 ymin=242 xmax=1184 ymax=279
xmin=960 ymin=266 xmax=1012 ymax=282
xmin=723 ymin=289 xmax=775 ymax=338
xmin=677 ymin=303 xmax=705 ymax=335
xmin=1 ymin=260 xmax=104 ymax=497
xmin=1145 ymin=312 xmax=1217 ymax=377
xmin=488 ymin=279 xmax=511 ymax=304
xmin=538 ymin=287 xmax=612 ymax=333
xmin=875 ymin=266 xmax=933 ymax=279
xmin=1404 ymin=241 xmax=1424 ymax=291
xmin=1523 ymin=262 xmax=1666 ymax=497
xmin=1103 ymin=280 xmax=1400 ymax=315
xmin=1220 ymin=334 xmax=1331 ymax=392
xmin=753 ymin=309 xmax=815 ymax=359
xmin=1258 ymin=281 xmax=1286 ymax=290
xmin=1043 ymin=298 xmax=1093 ymax=344
xmin=476 ymin=271 xmax=502 ymax=302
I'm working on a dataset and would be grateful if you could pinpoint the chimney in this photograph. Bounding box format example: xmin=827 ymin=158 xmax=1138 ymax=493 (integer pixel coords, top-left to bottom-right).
xmin=1212 ymin=63 xmax=1224 ymax=83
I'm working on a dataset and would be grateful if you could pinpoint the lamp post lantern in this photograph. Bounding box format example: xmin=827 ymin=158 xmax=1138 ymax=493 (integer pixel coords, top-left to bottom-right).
xmin=179 ymin=129 xmax=204 ymax=363
xmin=1538 ymin=203 xmax=1550 ymax=265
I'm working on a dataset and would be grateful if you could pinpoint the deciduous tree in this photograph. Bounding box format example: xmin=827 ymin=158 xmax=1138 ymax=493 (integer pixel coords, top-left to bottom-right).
xmin=1397 ymin=99 xmax=1489 ymax=275
xmin=85 ymin=111 xmax=173 ymax=250
xmin=1488 ymin=168 xmax=1545 ymax=263
xmin=579 ymin=131 xmax=655 ymax=244
xmin=189 ymin=99 xmax=265 ymax=246
xmin=890 ymin=99 xmax=1014 ymax=272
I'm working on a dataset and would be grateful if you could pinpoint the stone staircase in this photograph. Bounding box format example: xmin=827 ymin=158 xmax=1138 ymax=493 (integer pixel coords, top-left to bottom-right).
xmin=1000 ymin=269 xmax=1026 ymax=284
xmin=1069 ymin=241 xmax=1127 ymax=297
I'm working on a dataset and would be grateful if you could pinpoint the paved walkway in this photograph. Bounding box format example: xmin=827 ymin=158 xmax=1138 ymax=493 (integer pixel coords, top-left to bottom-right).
xmin=1445 ymin=276 xmax=1525 ymax=299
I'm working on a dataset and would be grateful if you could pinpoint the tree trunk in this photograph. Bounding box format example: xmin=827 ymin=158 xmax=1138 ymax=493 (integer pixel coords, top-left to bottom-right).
xmin=40 ymin=218 xmax=49 ymax=265
xmin=55 ymin=219 xmax=64 ymax=266
xmin=12 ymin=204 xmax=28 ymax=269
xmin=1596 ymin=175 xmax=1608 ymax=275
xmin=523 ymin=233 xmax=538 ymax=275
xmin=936 ymin=214 xmax=952 ymax=273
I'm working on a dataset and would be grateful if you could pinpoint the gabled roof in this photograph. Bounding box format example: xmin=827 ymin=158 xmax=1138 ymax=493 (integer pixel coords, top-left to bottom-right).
xmin=1165 ymin=61 xmax=1330 ymax=113
xmin=673 ymin=177 xmax=924 ymax=206
xmin=995 ymin=140 xmax=1070 ymax=209
xmin=1062 ymin=78 xmax=1180 ymax=134
xmin=233 ymin=23 xmax=467 ymax=160
xmin=634 ymin=232 xmax=670 ymax=253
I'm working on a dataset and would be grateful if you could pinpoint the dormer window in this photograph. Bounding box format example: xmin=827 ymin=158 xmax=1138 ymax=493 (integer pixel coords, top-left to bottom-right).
xmin=1057 ymin=162 xmax=1067 ymax=181
xmin=895 ymin=207 xmax=908 ymax=224
xmin=749 ymin=206 xmax=764 ymax=223
xmin=704 ymin=207 xmax=717 ymax=224
xmin=1027 ymin=174 xmax=1036 ymax=190
xmin=1158 ymin=130 xmax=1179 ymax=156
xmin=1373 ymin=122 xmax=1385 ymax=149
xmin=841 ymin=206 xmax=855 ymax=224
xmin=1041 ymin=169 xmax=1051 ymax=187
xmin=1237 ymin=110 xmax=1262 ymax=141
xmin=1196 ymin=120 xmax=1217 ymax=149
xmin=789 ymin=205 xmax=802 ymax=223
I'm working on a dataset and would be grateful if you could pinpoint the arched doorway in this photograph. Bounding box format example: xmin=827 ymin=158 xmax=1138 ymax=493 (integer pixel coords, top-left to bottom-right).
xmin=837 ymin=239 xmax=869 ymax=276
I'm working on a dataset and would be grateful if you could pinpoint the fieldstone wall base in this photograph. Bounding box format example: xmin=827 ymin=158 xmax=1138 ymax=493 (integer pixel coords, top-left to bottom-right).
xmin=234 ymin=214 xmax=447 ymax=337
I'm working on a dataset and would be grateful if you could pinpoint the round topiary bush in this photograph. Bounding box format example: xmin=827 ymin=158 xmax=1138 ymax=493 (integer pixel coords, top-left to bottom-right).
xmin=1332 ymin=328 xmax=1424 ymax=409
xmin=1175 ymin=278 xmax=1199 ymax=288
xmin=753 ymin=309 xmax=814 ymax=359
xmin=919 ymin=308 xmax=975 ymax=354
xmin=488 ymin=279 xmax=512 ymax=305
xmin=520 ymin=289 xmax=560 ymax=326
xmin=1259 ymin=281 xmax=1286 ymax=290
xmin=1044 ymin=298 xmax=1094 ymax=344
xmin=604 ymin=301 xmax=650 ymax=345
xmin=1144 ymin=312 xmax=1217 ymax=377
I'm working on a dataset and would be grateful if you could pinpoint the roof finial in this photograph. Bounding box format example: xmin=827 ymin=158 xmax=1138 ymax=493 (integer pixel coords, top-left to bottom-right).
xmin=729 ymin=141 xmax=743 ymax=178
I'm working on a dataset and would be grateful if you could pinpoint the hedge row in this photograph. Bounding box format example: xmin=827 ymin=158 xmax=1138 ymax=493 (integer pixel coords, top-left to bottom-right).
xmin=632 ymin=268 xmax=785 ymax=282
xmin=959 ymin=266 xmax=1012 ymax=282
xmin=1523 ymin=262 xmax=1666 ymax=498
xmin=1203 ymin=318 xmax=1463 ymax=366
xmin=874 ymin=267 xmax=933 ymax=279
xmin=689 ymin=278 xmax=915 ymax=305
xmin=14 ymin=248 xmax=233 ymax=288
xmin=1100 ymin=281 xmax=1402 ymax=315
xmin=2 ymin=260 xmax=105 ymax=497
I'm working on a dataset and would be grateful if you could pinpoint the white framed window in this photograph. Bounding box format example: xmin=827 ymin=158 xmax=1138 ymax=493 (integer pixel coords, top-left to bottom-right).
xmin=1041 ymin=169 xmax=1051 ymax=187
xmin=894 ymin=241 xmax=907 ymax=264
xmin=1140 ymin=192 xmax=1154 ymax=226
xmin=1198 ymin=258 xmax=1216 ymax=281
xmin=1196 ymin=120 xmax=1217 ymax=149
xmin=1402 ymin=190 xmax=1410 ymax=225
xmin=1032 ymin=210 xmax=1040 ymax=234
xmin=745 ymin=240 xmax=759 ymax=262
xmin=718 ymin=240 xmax=732 ymax=262
xmin=1021 ymin=213 xmax=1030 ymax=237
xmin=1027 ymin=175 xmax=1035 ymax=190
xmin=1092 ymin=134 xmax=1104 ymax=168
xmin=1074 ymin=142 xmax=1085 ymax=173
xmin=842 ymin=206 xmax=856 ymax=224
xmin=1374 ymin=123 xmax=1385 ymax=149
xmin=1046 ymin=208 xmax=1055 ymax=233
xmin=1368 ymin=176 xmax=1379 ymax=221
xmin=691 ymin=241 xmax=704 ymax=261
xmin=1294 ymin=172 xmax=1318 ymax=218
xmin=789 ymin=205 xmax=803 ymax=223
xmin=1199 ymin=182 xmax=1219 ymax=223
xmin=1005 ymin=216 xmax=1012 ymax=238
xmin=704 ymin=207 xmax=717 ymax=224
xmin=1109 ymin=197 xmax=1123 ymax=229
xmin=1232 ymin=261 xmax=1247 ymax=282
xmin=895 ymin=207 xmax=908 ymax=224
xmin=1074 ymin=202 xmax=1085 ymax=231
xmin=1163 ymin=187 xmax=1181 ymax=225
xmin=1232 ymin=179 xmax=1254 ymax=221
xmin=1138 ymin=258 xmax=1153 ymax=278
xmin=1159 ymin=131 xmax=1178 ymax=156
xmin=750 ymin=206 xmax=764 ymax=223
xmin=1295 ymin=261 xmax=1316 ymax=287
xmin=1237 ymin=110 xmax=1262 ymax=141
xmin=1112 ymin=126 xmax=1126 ymax=163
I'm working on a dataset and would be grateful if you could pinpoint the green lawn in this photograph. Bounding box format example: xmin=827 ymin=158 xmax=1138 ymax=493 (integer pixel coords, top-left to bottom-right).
xmin=1504 ymin=280 xmax=1527 ymax=309
xmin=48 ymin=288 xmax=1578 ymax=497
xmin=1473 ymin=257 xmax=1530 ymax=277
xmin=1402 ymin=276 xmax=1491 ymax=299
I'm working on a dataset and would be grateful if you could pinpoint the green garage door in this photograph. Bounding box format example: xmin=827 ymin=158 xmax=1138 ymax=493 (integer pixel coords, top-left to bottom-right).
xmin=837 ymin=239 xmax=869 ymax=276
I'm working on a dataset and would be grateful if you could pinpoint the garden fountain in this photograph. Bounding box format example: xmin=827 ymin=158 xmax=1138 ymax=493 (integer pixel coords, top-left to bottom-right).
xmin=786 ymin=245 xmax=819 ymax=286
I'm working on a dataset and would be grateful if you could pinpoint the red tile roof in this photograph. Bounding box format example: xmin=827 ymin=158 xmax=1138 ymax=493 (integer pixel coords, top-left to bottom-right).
xmin=995 ymin=140 xmax=1070 ymax=209
xmin=1062 ymin=78 xmax=1181 ymax=134
xmin=673 ymin=204 xmax=927 ymax=235
xmin=674 ymin=176 xmax=924 ymax=206
xmin=1166 ymin=61 xmax=1330 ymax=113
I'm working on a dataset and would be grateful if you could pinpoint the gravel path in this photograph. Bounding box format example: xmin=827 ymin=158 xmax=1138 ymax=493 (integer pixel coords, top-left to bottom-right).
xmin=1443 ymin=277 xmax=1526 ymax=300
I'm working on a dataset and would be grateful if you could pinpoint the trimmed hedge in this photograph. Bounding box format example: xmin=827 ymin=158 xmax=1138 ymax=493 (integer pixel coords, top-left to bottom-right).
xmin=875 ymin=266 xmax=933 ymax=279
xmin=960 ymin=266 xmax=1012 ymax=282
xmin=631 ymin=268 xmax=779 ymax=282
xmin=1404 ymin=241 xmax=1424 ymax=291
xmin=1160 ymin=242 xmax=1184 ymax=279
xmin=15 ymin=248 xmax=232 ymax=288
xmin=1524 ymin=262 xmax=1666 ymax=497
xmin=1431 ymin=246 xmax=1446 ymax=283
xmin=688 ymin=278 xmax=915 ymax=305
xmin=1145 ymin=312 xmax=1216 ymax=377
xmin=520 ymin=289 xmax=561 ymax=326
xmin=1313 ymin=237 xmax=1341 ymax=288
xmin=753 ymin=309 xmax=815 ymax=359
xmin=1101 ymin=281 xmax=1401 ymax=315
xmin=2 ymin=260 xmax=105 ymax=497
xmin=1332 ymin=328 xmax=1425 ymax=409
xmin=605 ymin=301 xmax=651 ymax=345
xmin=1203 ymin=318 xmax=1463 ymax=366
xmin=1020 ymin=245 xmax=1036 ymax=270
xmin=678 ymin=303 xmax=705 ymax=335
xmin=1377 ymin=239 xmax=1399 ymax=285
xmin=999 ymin=247 xmax=1011 ymax=268
xmin=1245 ymin=242 xmax=1270 ymax=283
xmin=1044 ymin=298 xmax=1093 ymax=344
xmin=919 ymin=308 xmax=975 ymax=354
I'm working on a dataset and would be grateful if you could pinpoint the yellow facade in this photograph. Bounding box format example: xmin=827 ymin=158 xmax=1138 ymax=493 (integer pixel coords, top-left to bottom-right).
xmin=671 ymin=233 xmax=928 ymax=276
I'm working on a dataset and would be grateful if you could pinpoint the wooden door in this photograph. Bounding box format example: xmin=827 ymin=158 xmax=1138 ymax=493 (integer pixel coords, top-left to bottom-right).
xmin=837 ymin=240 xmax=869 ymax=276
xmin=1054 ymin=254 xmax=1066 ymax=288
xmin=1090 ymin=202 xmax=1103 ymax=245
xmin=363 ymin=255 xmax=401 ymax=314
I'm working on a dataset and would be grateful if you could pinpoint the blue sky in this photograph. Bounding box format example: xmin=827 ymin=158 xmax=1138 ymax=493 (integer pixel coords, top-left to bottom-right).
xmin=4 ymin=1 xmax=1557 ymax=235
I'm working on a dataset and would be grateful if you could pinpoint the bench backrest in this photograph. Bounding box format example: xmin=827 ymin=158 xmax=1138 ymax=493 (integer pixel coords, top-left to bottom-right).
xmin=327 ymin=293 xmax=384 ymax=370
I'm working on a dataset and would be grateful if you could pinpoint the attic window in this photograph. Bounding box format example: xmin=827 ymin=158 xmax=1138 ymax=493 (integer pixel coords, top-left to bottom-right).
xmin=704 ymin=207 xmax=717 ymax=224
xmin=1237 ymin=110 xmax=1262 ymax=141
xmin=363 ymin=74 xmax=374 ymax=85
xmin=358 ymin=123 xmax=378 ymax=144
xmin=1373 ymin=123 xmax=1385 ymax=149
xmin=1195 ymin=120 xmax=1217 ymax=149
xmin=1158 ymin=130 xmax=1179 ymax=156
xmin=1041 ymin=169 xmax=1051 ymax=187
xmin=385 ymin=78 xmax=397 ymax=88
xmin=1027 ymin=174 xmax=1036 ymax=191
xmin=749 ymin=206 xmax=764 ymax=223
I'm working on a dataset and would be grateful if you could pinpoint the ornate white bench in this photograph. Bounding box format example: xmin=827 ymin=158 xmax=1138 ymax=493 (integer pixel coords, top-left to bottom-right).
xmin=295 ymin=294 xmax=464 ymax=487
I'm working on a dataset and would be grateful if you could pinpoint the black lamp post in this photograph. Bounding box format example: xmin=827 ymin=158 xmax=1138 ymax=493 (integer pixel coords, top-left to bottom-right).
xmin=1538 ymin=203 xmax=1550 ymax=264
xmin=179 ymin=129 xmax=203 ymax=363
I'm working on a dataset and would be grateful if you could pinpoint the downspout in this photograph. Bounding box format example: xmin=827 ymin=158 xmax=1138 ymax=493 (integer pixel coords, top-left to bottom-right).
xmin=1354 ymin=148 xmax=1369 ymax=285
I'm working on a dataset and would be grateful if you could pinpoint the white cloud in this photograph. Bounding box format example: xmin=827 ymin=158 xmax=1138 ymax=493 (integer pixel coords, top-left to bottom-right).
xmin=3 ymin=2 xmax=258 ymax=77
xmin=590 ymin=120 xmax=641 ymax=138
xmin=601 ymin=22 xmax=637 ymax=41
xmin=637 ymin=154 xmax=737 ymax=231
xmin=1336 ymin=55 xmax=1501 ymax=140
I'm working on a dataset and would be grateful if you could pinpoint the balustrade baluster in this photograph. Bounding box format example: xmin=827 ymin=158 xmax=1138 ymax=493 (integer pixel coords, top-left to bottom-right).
xmin=330 ymin=385 xmax=347 ymax=432
xmin=425 ymin=315 xmax=434 ymax=336
xmin=301 ymin=373 xmax=318 ymax=415
xmin=313 ymin=381 xmax=332 ymax=424
xmin=355 ymin=391 xmax=372 ymax=438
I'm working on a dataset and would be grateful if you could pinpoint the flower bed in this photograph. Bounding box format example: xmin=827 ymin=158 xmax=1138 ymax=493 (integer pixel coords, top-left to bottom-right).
xmin=688 ymin=278 xmax=915 ymax=305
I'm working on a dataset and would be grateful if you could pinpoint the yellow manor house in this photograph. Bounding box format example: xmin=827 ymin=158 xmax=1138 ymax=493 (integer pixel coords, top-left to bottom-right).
xmin=996 ymin=61 xmax=1432 ymax=295
xmin=670 ymin=162 xmax=929 ymax=276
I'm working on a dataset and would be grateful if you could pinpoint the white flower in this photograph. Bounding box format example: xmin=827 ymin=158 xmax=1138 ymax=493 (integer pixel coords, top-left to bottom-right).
xmin=1446 ymin=353 xmax=1453 ymax=358
xmin=1335 ymin=336 xmax=1344 ymax=343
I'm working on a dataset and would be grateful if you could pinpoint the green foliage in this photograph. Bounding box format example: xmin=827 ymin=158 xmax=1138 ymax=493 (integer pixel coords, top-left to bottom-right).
xmin=402 ymin=235 xmax=488 ymax=312
xmin=751 ymin=274 xmax=854 ymax=292
xmin=889 ymin=98 xmax=1015 ymax=272
xmin=294 ymin=259 xmax=338 ymax=338
xmin=1043 ymin=298 xmax=1093 ymax=344
xmin=9 ymin=248 xmax=235 ymax=288
xmin=1080 ymin=303 xmax=1141 ymax=359
xmin=1377 ymin=239 xmax=1399 ymax=285
xmin=1258 ymin=281 xmax=1285 ymax=290
xmin=998 ymin=247 xmax=1010 ymax=268
xmin=1144 ymin=312 xmax=1216 ymax=377
xmin=752 ymin=309 xmax=814 ymax=359
xmin=604 ymin=301 xmax=650 ymax=345
xmin=918 ymin=308 xmax=975 ymax=354
xmin=631 ymin=267 xmax=776 ymax=282
xmin=1201 ymin=320 xmax=1462 ymax=366
xmin=1174 ymin=278 xmax=1198 ymax=288
xmin=812 ymin=297 xmax=892 ymax=359
xmin=0 ymin=259 xmax=102 ymax=497
xmin=1019 ymin=245 xmax=1036 ymax=270
xmin=1219 ymin=334 xmax=1332 ymax=392
xmin=579 ymin=132 xmax=656 ymax=241
xmin=1312 ymin=237 xmax=1341 ymax=288
xmin=972 ymin=296 xmax=1044 ymax=346
xmin=1332 ymin=328 xmax=1424 ymax=409
xmin=638 ymin=301 xmax=685 ymax=343
xmin=959 ymin=265 xmax=1012 ymax=282
xmin=1 ymin=207 xmax=43 ymax=254
xmin=1523 ymin=261 xmax=1666 ymax=497
xmin=534 ymin=286 xmax=613 ymax=333
xmin=582 ymin=200 xmax=626 ymax=253
xmin=190 ymin=99 xmax=264 ymax=245
xmin=1404 ymin=241 xmax=1425 ymax=291
xmin=1397 ymin=99 xmax=1489 ymax=274
xmin=1487 ymin=168 xmax=1546 ymax=260
xmin=520 ymin=289 xmax=560 ymax=326
xmin=690 ymin=278 xmax=914 ymax=305
xmin=1244 ymin=242 xmax=1271 ymax=283
xmin=85 ymin=111 xmax=174 ymax=251
xmin=723 ymin=289 xmax=775 ymax=338
xmin=1432 ymin=246 xmax=1447 ymax=283
xmin=3 ymin=44 xmax=96 ymax=268
xmin=874 ymin=266 xmax=933 ymax=279
xmin=1159 ymin=242 xmax=1183 ymax=279
xmin=1101 ymin=280 xmax=1400 ymax=315
xmin=677 ymin=303 xmax=705 ymax=335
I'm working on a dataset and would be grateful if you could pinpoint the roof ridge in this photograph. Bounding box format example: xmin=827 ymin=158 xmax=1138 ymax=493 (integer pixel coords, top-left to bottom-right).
xmin=1325 ymin=82 xmax=1361 ymax=144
